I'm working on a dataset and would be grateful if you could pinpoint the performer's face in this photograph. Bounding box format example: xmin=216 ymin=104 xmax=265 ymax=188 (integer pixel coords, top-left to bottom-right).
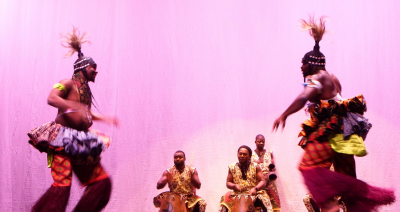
xmin=255 ymin=136 xmax=265 ymax=150
xmin=173 ymin=152 xmax=186 ymax=167
xmin=237 ymin=148 xmax=250 ymax=164
xmin=86 ymin=65 xmax=98 ymax=82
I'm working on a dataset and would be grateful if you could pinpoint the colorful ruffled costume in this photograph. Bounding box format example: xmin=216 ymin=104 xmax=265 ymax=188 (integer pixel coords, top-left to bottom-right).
xmin=298 ymin=93 xmax=395 ymax=211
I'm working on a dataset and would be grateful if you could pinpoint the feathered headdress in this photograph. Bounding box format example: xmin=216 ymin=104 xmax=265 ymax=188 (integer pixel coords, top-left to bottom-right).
xmin=300 ymin=16 xmax=327 ymax=49
xmin=300 ymin=16 xmax=327 ymax=68
xmin=62 ymin=27 xmax=96 ymax=73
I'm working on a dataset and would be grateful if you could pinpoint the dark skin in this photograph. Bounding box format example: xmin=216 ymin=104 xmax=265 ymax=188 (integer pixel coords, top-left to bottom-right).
xmin=272 ymin=63 xmax=342 ymax=212
xmin=226 ymin=148 xmax=265 ymax=195
xmin=272 ymin=63 xmax=342 ymax=131
xmin=254 ymin=135 xmax=275 ymax=172
xmin=156 ymin=152 xmax=201 ymax=190
xmin=48 ymin=65 xmax=118 ymax=131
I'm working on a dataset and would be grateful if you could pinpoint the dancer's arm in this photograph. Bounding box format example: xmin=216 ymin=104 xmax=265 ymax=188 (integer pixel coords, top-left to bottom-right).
xmin=48 ymin=79 xmax=83 ymax=111
xmin=91 ymin=111 xmax=119 ymax=126
xmin=272 ymin=86 xmax=319 ymax=131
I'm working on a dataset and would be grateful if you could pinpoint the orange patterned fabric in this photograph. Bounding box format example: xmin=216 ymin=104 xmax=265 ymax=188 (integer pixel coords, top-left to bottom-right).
xmin=51 ymin=154 xmax=72 ymax=187
xmin=298 ymin=94 xmax=366 ymax=147
xmin=299 ymin=141 xmax=334 ymax=170
xmin=50 ymin=153 xmax=108 ymax=187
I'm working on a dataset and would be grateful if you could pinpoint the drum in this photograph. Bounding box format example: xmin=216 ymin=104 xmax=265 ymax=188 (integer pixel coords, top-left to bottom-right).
xmin=231 ymin=194 xmax=255 ymax=212
xmin=158 ymin=192 xmax=188 ymax=212
xmin=268 ymin=164 xmax=277 ymax=181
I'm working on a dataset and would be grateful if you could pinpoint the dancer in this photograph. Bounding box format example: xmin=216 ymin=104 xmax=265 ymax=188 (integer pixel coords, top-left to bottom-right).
xmin=28 ymin=27 xmax=117 ymax=212
xmin=272 ymin=16 xmax=395 ymax=212
xmin=219 ymin=145 xmax=273 ymax=212
xmin=154 ymin=150 xmax=207 ymax=212
xmin=251 ymin=134 xmax=281 ymax=212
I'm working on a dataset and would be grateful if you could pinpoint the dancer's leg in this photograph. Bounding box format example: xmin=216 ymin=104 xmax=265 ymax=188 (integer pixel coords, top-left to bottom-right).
xmin=32 ymin=153 xmax=72 ymax=212
xmin=73 ymin=177 xmax=112 ymax=212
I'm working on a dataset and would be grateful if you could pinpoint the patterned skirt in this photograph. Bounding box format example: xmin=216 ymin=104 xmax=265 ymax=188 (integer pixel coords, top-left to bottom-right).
xmin=28 ymin=121 xmax=110 ymax=157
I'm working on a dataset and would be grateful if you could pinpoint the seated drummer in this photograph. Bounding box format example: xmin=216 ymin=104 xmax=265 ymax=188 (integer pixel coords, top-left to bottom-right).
xmin=154 ymin=150 xmax=207 ymax=212
xmin=219 ymin=145 xmax=273 ymax=212
xmin=251 ymin=134 xmax=281 ymax=212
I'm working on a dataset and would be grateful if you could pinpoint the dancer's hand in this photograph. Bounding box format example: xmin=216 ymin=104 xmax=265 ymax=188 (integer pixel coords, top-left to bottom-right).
xmin=272 ymin=115 xmax=287 ymax=132
xmin=105 ymin=116 xmax=119 ymax=127
xmin=91 ymin=112 xmax=119 ymax=127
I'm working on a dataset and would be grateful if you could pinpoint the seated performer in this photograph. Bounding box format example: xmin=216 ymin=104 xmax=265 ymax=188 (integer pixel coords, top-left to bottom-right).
xmin=219 ymin=145 xmax=273 ymax=212
xmin=154 ymin=150 xmax=207 ymax=212
xmin=28 ymin=27 xmax=117 ymax=212
xmin=272 ymin=16 xmax=395 ymax=212
xmin=251 ymin=134 xmax=281 ymax=212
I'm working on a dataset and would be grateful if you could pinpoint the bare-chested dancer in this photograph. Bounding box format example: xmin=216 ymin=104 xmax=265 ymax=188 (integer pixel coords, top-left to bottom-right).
xmin=28 ymin=27 xmax=117 ymax=212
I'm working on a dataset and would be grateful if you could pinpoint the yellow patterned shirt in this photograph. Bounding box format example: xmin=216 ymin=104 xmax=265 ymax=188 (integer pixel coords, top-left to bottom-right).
xmin=251 ymin=150 xmax=272 ymax=175
xmin=229 ymin=162 xmax=258 ymax=193
xmin=167 ymin=165 xmax=195 ymax=195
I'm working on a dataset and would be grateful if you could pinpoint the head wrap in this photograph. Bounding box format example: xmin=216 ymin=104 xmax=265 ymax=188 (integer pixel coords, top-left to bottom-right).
xmin=73 ymin=54 xmax=97 ymax=73
xmin=62 ymin=27 xmax=97 ymax=76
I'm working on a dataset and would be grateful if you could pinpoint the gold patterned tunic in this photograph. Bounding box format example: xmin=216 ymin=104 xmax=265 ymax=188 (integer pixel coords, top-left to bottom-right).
xmin=167 ymin=165 xmax=195 ymax=195
xmin=219 ymin=162 xmax=273 ymax=212
xmin=154 ymin=165 xmax=206 ymax=212
xmin=251 ymin=150 xmax=273 ymax=175
xmin=229 ymin=162 xmax=258 ymax=194
xmin=251 ymin=150 xmax=281 ymax=211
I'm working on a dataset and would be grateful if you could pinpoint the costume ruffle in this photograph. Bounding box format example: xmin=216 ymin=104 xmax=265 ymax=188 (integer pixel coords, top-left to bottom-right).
xmin=302 ymin=168 xmax=395 ymax=211
xmin=298 ymin=94 xmax=371 ymax=148
xmin=28 ymin=122 xmax=110 ymax=156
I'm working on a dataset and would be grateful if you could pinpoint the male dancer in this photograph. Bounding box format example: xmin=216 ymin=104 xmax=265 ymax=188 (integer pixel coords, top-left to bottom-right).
xmin=155 ymin=150 xmax=207 ymax=212
xmin=219 ymin=145 xmax=273 ymax=212
xmin=28 ymin=27 xmax=117 ymax=212
xmin=272 ymin=17 xmax=395 ymax=211
xmin=251 ymin=135 xmax=281 ymax=212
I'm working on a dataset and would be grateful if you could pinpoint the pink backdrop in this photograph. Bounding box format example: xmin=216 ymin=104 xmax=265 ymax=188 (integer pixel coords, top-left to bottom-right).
xmin=1 ymin=0 xmax=400 ymax=211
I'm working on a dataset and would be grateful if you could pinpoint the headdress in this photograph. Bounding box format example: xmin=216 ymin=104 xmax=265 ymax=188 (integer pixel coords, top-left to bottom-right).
xmin=300 ymin=16 xmax=327 ymax=76
xmin=62 ymin=27 xmax=96 ymax=78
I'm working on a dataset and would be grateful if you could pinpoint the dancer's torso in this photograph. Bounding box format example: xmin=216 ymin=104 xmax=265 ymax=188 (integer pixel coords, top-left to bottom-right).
xmin=55 ymin=75 xmax=93 ymax=131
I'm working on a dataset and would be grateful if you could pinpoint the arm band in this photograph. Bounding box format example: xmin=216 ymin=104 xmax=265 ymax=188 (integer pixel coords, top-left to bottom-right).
xmin=53 ymin=83 xmax=66 ymax=92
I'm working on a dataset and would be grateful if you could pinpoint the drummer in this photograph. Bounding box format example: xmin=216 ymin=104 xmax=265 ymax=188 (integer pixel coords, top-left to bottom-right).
xmin=154 ymin=150 xmax=207 ymax=212
xmin=251 ymin=134 xmax=281 ymax=212
xmin=219 ymin=145 xmax=273 ymax=212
